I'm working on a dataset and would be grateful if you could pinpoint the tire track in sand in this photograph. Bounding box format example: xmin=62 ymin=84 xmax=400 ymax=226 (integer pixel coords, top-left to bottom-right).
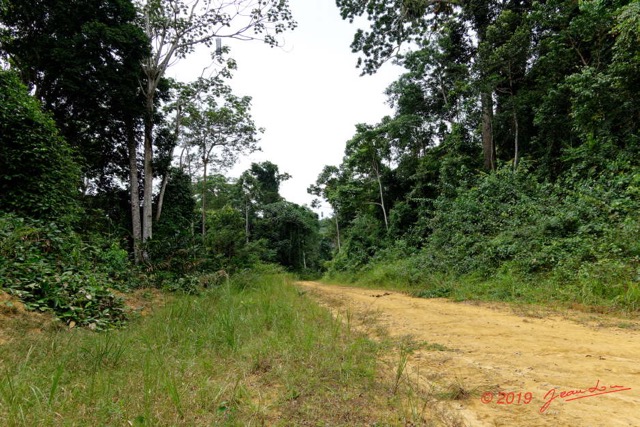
xmin=297 ymin=281 xmax=640 ymax=427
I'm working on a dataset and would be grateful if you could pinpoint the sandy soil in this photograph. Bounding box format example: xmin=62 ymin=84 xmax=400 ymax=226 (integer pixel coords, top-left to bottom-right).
xmin=296 ymin=281 xmax=640 ymax=427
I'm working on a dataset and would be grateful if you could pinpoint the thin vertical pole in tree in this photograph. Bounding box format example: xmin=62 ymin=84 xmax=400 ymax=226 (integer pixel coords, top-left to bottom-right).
xmin=245 ymin=201 xmax=250 ymax=243
xmin=374 ymin=162 xmax=389 ymax=231
xmin=202 ymin=159 xmax=208 ymax=238
xmin=335 ymin=213 xmax=341 ymax=252
xmin=513 ymin=109 xmax=519 ymax=170
xmin=127 ymin=119 xmax=142 ymax=264
xmin=482 ymin=92 xmax=496 ymax=171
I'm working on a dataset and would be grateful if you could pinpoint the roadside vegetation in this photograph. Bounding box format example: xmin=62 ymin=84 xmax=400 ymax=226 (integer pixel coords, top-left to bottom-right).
xmin=0 ymin=270 xmax=448 ymax=426
xmin=313 ymin=0 xmax=640 ymax=315
xmin=2 ymin=1 xmax=640 ymax=425
xmin=324 ymin=165 xmax=640 ymax=313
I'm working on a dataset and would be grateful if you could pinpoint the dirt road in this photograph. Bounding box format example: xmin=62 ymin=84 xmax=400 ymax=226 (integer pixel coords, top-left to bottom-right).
xmin=296 ymin=281 xmax=640 ymax=427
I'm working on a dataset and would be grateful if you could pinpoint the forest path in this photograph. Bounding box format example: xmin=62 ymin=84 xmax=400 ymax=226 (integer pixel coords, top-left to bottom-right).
xmin=296 ymin=281 xmax=640 ymax=427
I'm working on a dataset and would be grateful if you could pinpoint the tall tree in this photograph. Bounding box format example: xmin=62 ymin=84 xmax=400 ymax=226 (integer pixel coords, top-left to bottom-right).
xmin=245 ymin=161 xmax=292 ymax=206
xmin=182 ymin=92 xmax=261 ymax=237
xmin=135 ymin=0 xmax=296 ymax=244
xmin=155 ymin=76 xmax=228 ymax=225
xmin=336 ymin=0 xmax=508 ymax=170
xmin=237 ymin=161 xmax=291 ymax=242
xmin=309 ymin=165 xmax=344 ymax=252
xmin=480 ymin=7 xmax=532 ymax=170
xmin=345 ymin=122 xmax=393 ymax=231
xmin=1 ymin=0 xmax=150 ymax=261
xmin=0 ymin=0 xmax=149 ymax=179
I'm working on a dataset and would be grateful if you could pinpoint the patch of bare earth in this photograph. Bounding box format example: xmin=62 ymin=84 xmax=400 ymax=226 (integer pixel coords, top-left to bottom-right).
xmin=111 ymin=287 xmax=172 ymax=317
xmin=0 ymin=288 xmax=170 ymax=345
xmin=0 ymin=291 xmax=59 ymax=346
xmin=297 ymin=281 xmax=640 ymax=427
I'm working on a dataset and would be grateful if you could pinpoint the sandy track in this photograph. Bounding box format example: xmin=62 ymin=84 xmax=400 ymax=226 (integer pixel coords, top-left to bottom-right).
xmin=296 ymin=281 xmax=640 ymax=427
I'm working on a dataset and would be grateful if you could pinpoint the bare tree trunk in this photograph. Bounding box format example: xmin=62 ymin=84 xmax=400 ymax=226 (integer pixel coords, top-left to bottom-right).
xmin=201 ymin=160 xmax=208 ymax=238
xmin=513 ymin=109 xmax=519 ymax=170
xmin=155 ymin=172 xmax=169 ymax=222
xmin=127 ymin=121 xmax=142 ymax=264
xmin=374 ymin=163 xmax=389 ymax=231
xmin=507 ymin=64 xmax=520 ymax=171
xmin=334 ymin=214 xmax=341 ymax=252
xmin=481 ymin=92 xmax=496 ymax=171
xmin=142 ymin=91 xmax=154 ymax=244
xmin=303 ymin=251 xmax=307 ymax=270
xmin=245 ymin=201 xmax=250 ymax=244
xmin=179 ymin=145 xmax=190 ymax=172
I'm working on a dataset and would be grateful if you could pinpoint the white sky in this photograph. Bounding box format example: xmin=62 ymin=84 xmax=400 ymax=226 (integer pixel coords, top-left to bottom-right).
xmin=170 ymin=0 xmax=402 ymax=215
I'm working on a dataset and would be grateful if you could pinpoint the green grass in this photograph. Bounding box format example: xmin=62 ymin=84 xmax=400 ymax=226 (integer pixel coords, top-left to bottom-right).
xmin=323 ymin=256 xmax=640 ymax=316
xmin=0 ymin=271 xmax=438 ymax=426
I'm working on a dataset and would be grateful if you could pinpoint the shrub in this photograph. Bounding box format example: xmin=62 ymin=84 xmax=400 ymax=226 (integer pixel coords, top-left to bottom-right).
xmin=340 ymin=163 xmax=640 ymax=311
xmin=0 ymin=214 xmax=129 ymax=329
xmin=0 ymin=70 xmax=82 ymax=224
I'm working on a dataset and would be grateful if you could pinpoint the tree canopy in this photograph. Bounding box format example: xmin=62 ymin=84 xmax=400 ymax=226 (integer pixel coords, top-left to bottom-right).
xmin=0 ymin=0 xmax=149 ymax=179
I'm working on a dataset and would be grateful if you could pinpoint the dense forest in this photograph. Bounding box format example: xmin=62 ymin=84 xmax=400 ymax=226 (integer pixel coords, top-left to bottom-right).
xmin=1 ymin=0 xmax=640 ymax=334
xmin=1 ymin=1 xmax=640 ymax=425
xmin=0 ymin=0 xmax=314 ymax=329
xmin=312 ymin=0 xmax=640 ymax=309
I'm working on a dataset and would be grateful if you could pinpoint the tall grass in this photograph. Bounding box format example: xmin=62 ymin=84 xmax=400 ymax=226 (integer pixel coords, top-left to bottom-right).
xmin=0 ymin=270 xmax=420 ymax=426
xmin=326 ymin=255 xmax=640 ymax=314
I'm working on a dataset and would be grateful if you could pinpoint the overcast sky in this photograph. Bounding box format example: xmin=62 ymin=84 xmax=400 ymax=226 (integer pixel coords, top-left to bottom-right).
xmin=171 ymin=0 xmax=402 ymax=215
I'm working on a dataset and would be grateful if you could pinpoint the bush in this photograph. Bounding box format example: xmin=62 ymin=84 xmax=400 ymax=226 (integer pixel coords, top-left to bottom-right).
xmin=426 ymin=165 xmax=640 ymax=278
xmin=0 ymin=214 xmax=129 ymax=329
xmin=336 ymin=163 xmax=640 ymax=311
xmin=0 ymin=70 xmax=82 ymax=224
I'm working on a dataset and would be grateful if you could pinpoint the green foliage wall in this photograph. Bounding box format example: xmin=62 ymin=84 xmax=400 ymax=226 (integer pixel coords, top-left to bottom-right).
xmin=254 ymin=201 xmax=321 ymax=271
xmin=0 ymin=70 xmax=82 ymax=224
xmin=0 ymin=0 xmax=149 ymax=179
xmin=318 ymin=0 xmax=640 ymax=305
xmin=427 ymin=166 xmax=639 ymax=276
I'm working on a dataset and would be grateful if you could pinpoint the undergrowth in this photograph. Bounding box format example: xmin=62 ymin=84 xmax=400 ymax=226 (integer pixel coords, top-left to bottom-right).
xmin=326 ymin=258 xmax=640 ymax=314
xmin=0 ymin=214 xmax=130 ymax=329
xmin=0 ymin=271 xmax=428 ymax=426
xmin=324 ymin=166 xmax=640 ymax=314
